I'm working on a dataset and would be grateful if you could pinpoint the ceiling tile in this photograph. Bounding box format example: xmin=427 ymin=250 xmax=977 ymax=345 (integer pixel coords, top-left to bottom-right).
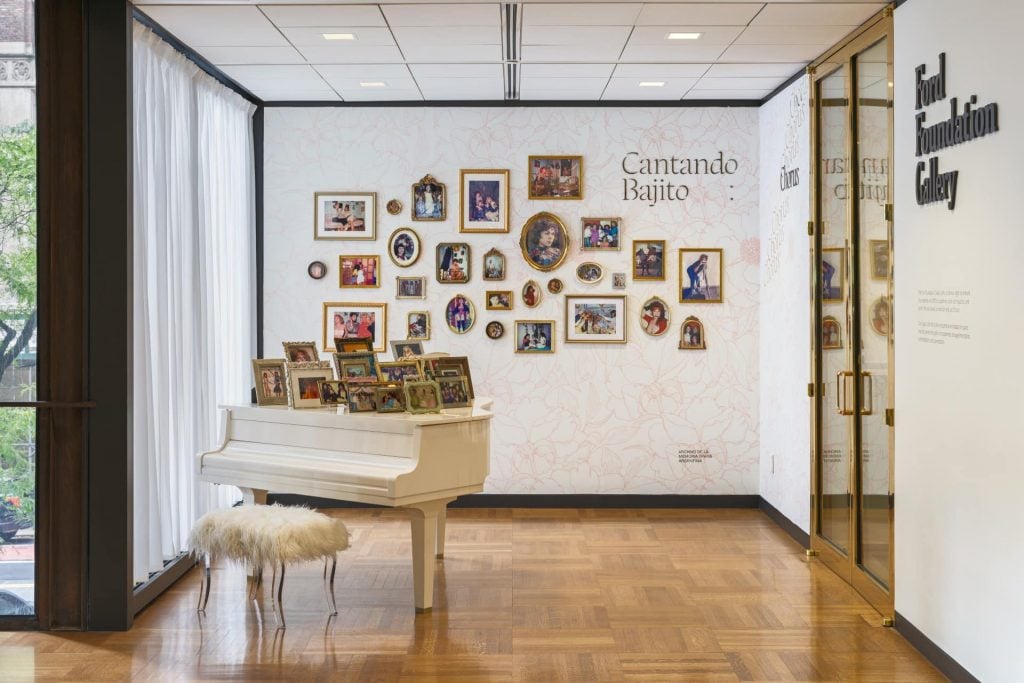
xmin=409 ymin=63 xmax=503 ymax=79
xmin=519 ymin=77 xmax=609 ymax=92
xmin=279 ymin=26 xmax=396 ymax=47
xmin=736 ymin=25 xmax=857 ymax=45
xmin=684 ymin=88 xmax=770 ymax=100
xmin=705 ymin=62 xmax=806 ymax=78
xmin=382 ymin=4 xmax=499 ymax=27
xmin=338 ymin=89 xmax=423 ymax=102
xmin=602 ymin=77 xmax=698 ymax=100
xmin=139 ymin=6 xmax=287 ymax=47
xmin=254 ymin=90 xmax=341 ymax=103
xmin=619 ymin=44 xmax=728 ymax=62
xmin=401 ymin=44 xmax=502 ymax=62
xmin=521 ymin=44 xmax=629 ymax=62
xmin=520 ymin=63 xmax=615 ymax=78
xmin=752 ymin=3 xmax=882 ymax=26
xmin=635 ymin=3 xmax=764 ymax=27
xmin=696 ymin=76 xmax=786 ymax=90
xmin=417 ymin=79 xmax=504 ymax=100
xmin=520 ymin=90 xmax=607 ymax=100
xmin=260 ymin=5 xmax=386 ymax=28
xmin=316 ymin=64 xmax=413 ymax=80
xmin=718 ymin=44 xmax=827 ymax=62
xmin=295 ymin=44 xmax=406 ymax=64
xmin=220 ymin=64 xmax=327 ymax=86
xmin=628 ymin=26 xmax=743 ymax=45
xmin=317 ymin=71 xmax=417 ymax=91
xmin=200 ymin=46 xmax=306 ymax=66
xmin=612 ymin=63 xmax=711 ymax=78
xmin=522 ymin=3 xmax=641 ymax=27
xmin=522 ymin=26 xmax=633 ymax=46
xmin=391 ymin=25 xmax=502 ymax=46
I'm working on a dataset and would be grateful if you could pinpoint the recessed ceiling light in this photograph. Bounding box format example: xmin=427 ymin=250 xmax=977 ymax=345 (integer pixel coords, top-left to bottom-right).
xmin=639 ymin=81 xmax=665 ymax=87
xmin=359 ymin=81 xmax=387 ymax=88
xmin=323 ymin=33 xmax=356 ymax=41
xmin=667 ymin=32 xmax=702 ymax=40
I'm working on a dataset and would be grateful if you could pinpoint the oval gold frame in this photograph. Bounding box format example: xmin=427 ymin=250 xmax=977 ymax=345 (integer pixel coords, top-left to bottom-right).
xmin=520 ymin=211 xmax=569 ymax=272
xmin=575 ymin=261 xmax=604 ymax=285
xmin=387 ymin=227 xmax=421 ymax=268
xmin=639 ymin=296 xmax=671 ymax=337
xmin=445 ymin=294 xmax=476 ymax=334
xmin=522 ymin=279 xmax=542 ymax=308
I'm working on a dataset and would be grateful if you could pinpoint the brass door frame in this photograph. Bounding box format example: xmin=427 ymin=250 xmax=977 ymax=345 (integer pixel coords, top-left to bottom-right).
xmin=808 ymin=9 xmax=895 ymax=618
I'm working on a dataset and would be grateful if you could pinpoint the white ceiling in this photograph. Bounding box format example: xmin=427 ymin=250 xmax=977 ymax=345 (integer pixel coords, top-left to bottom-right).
xmin=134 ymin=2 xmax=888 ymax=102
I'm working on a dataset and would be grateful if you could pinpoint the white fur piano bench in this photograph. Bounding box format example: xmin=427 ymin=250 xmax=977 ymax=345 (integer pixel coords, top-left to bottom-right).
xmin=188 ymin=504 xmax=350 ymax=628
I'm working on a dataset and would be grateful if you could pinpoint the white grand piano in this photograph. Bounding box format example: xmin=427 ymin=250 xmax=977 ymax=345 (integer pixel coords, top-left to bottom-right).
xmin=196 ymin=400 xmax=493 ymax=611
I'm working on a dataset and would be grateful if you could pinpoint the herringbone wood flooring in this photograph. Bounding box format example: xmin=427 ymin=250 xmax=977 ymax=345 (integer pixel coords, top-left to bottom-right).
xmin=0 ymin=508 xmax=943 ymax=681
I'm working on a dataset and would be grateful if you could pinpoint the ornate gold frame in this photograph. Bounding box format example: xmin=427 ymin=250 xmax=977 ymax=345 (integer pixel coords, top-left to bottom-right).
xmin=482 ymin=247 xmax=506 ymax=281
xmin=520 ymin=212 xmax=569 ymax=272
xmin=575 ymin=261 xmax=604 ymax=285
xmin=444 ymin=294 xmax=476 ymax=334
xmin=678 ymin=316 xmax=706 ymax=350
xmin=411 ymin=174 xmax=446 ymax=222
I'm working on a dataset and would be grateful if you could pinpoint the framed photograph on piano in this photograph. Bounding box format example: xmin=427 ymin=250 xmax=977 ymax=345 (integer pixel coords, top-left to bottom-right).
xmin=252 ymin=358 xmax=289 ymax=406
xmin=323 ymin=301 xmax=387 ymax=353
xmin=332 ymin=351 xmax=379 ymax=381
xmin=285 ymin=361 xmax=335 ymax=409
xmin=346 ymin=382 xmax=379 ymax=413
xmin=375 ymin=383 xmax=406 ymax=413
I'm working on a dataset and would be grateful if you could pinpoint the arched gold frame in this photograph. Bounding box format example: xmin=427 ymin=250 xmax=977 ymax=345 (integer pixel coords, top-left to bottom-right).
xmin=678 ymin=316 xmax=706 ymax=350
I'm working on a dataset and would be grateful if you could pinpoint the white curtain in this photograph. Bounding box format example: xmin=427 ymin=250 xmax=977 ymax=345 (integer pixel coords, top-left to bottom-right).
xmin=132 ymin=24 xmax=255 ymax=584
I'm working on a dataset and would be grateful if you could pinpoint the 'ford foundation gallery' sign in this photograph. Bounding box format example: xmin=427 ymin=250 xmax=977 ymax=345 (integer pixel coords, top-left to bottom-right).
xmin=914 ymin=52 xmax=999 ymax=210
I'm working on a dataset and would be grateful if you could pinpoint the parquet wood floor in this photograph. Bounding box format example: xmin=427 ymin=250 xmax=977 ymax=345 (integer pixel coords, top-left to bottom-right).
xmin=0 ymin=508 xmax=944 ymax=682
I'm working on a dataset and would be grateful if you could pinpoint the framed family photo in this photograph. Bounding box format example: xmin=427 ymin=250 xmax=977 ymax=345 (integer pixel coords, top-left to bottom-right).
xmin=323 ymin=301 xmax=387 ymax=353
xmin=334 ymin=338 xmax=373 ymax=353
xmin=515 ymin=320 xmax=554 ymax=354
xmin=528 ymin=155 xmax=583 ymax=200
xmin=575 ymin=262 xmax=603 ymax=284
xmin=482 ymin=248 xmax=505 ymax=281
xmin=379 ymin=360 xmax=422 ymax=383
xmin=460 ymin=169 xmax=510 ymax=233
xmin=679 ymin=248 xmax=724 ymax=303
xmin=486 ymin=290 xmax=513 ymax=311
xmin=679 ymin=317 xmax=706 ymax=350
xmin=445 ymin=294 xmax=475 ymax=334
xmin=285 ymin=361 xmax=335 ymax=409
xmin=282 ymin=341 xmax=319 ymax=363
xmin=565 ymin=295 xmax=626 ymax=344
xmin=633 ymin=240 xmax=666 ymax=281
xmin=339 ymin=255 xmax=380 ymax=288
xmin=405 ymin=380 xmax=442 ymax=414
xmin=252 ymin=358 xmax=289 ymax=406
xmin=317 ymin=380 xmax=346 ymax=407
xmin=522 ymin=280 xmax=541 ymax=308
xmin=412 ymin=174 xmax=446 ymax=221
xmin=407 ymin=311 xmax=430 ymax=340
xmin=376 ymin=384 xmax=407 ymax=413
xmin=314 ymin=192 xmax=375 ymax=240
xmin=822 ymin=315 xmax=842 ymax=349
xmin=640 ymin=296 xmax=670 ymax=337
xmin=821 ymin=248 xmax=844 ymax=302
xmin=437 ymin=375 xmax=472 ymax=408
xmin=392 ymin=340 xmax=424 ymax=360
xmin=869 ymin=239 xmax=889 ymax=280
xmin=520 ymin=212 xmax=569 ymax=272
xmin=437 ymin=242 xmax=471 ymax=283
xmin=396 ymin=276 xmax=426 ymax=300
xmin=346 ymin=383 xmax=378 ymax=413
xmin=485 ymin=321 xmax=504 ymax=339
xmin=388 ymin=227 xmax=421 ymax=268
xmin=581 ymin=218 xmax=621 ymax=250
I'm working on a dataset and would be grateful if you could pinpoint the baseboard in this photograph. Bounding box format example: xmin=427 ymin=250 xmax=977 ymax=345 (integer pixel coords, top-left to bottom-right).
xmin=132 ymin=552 xmax=195 ymax=617
xmin=895 ymin=612 xmax=981 ymax=683
xmin=758 ymin=498 xmax=810 ymax=548
xmin=266 ymin=493 xmax=761 ymax=509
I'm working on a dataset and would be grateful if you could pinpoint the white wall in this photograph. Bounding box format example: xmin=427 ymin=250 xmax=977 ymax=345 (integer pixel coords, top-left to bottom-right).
xmin=758 ymin=77 xmax=811 ymax=531
xmin=895 ymin=1 xmax=1024 ymax=680
xmin=264 ymin=106 xmax=761 ymax=495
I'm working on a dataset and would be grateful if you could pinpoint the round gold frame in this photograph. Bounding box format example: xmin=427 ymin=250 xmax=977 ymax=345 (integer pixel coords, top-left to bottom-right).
xmin=387 ymin=227 xmax=421 ymax=268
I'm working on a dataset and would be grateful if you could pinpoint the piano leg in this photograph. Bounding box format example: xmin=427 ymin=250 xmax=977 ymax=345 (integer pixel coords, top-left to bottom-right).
xmin=407 ymin=499 xmax=453 ymax=612
xmin=436 ymin=506 xmax=448 ymax=559
xmin=239 ymin=487 xmax=268 ymax=506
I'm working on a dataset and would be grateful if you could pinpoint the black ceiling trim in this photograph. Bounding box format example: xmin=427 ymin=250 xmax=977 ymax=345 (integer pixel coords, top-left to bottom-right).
xmin=132 ymin=8 xmax=263 ymax=106
xmin=262 ymin=99 xmax=762 ymax=108
xmin=758 ymin=66 xmax=808 ymax=107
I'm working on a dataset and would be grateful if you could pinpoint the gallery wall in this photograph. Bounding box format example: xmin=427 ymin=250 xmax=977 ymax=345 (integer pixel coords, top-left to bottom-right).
xmin=757 ymin=76 xmax=811 ymax=532
xmin=263 ymin=105 xmax=761 ymax=495
xmin=894 ymin=0 xmax=1024 ymax=679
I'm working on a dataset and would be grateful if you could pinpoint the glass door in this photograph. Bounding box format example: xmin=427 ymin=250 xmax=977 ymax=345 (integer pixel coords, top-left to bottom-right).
xmin=811 ymin=15 xmax=894 ymax=619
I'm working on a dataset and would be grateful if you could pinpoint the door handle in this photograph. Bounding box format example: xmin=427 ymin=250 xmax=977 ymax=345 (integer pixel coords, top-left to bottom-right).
xmin=836 ymin=371 xmax=854 ymax=416
xmin=861 ymin=372 xmax=873 ymax=416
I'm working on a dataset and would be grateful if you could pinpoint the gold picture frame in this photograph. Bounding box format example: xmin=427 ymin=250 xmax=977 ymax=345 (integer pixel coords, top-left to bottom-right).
xmin=565 ymin=294 xmax=627 ymax=344
xmin=482 ymin=248 xmax=506 ymax=281
xmin=282 ymin=341 xmax=319 ymax=363
xmin=387 ymin=227 xmax=421 ymax=268
xmin=407 ymin=311 xmax=430 ymax=341
xmin=522 ymin=280 xmax=542 ymax=308
xmin=444 ymin=294 xmax=476 ymax=334
xmin=411 ymin=174 xmax=446 ymax=221
xmin=338 ymin=255 xmax=381 ymax=288
xmin=314 ymin=191 xmax=376 ymax=241
xmin=436 ymin=242 xmax=471 ymax=284
xmin=514 ymin=320 xmax=555 ymax=354
xmin=332 ymin=351 xmax=379 ymax=380
xmin=679 ymin=248 xmax=724 ymax=304
xmin=869 ymin=239 xmax=889 ymax=281
xmin=528 ymin=155 xmax=583 ymax=200
xmin=252 ymin=358 xmax=289 ymax=406
xmin=404 ymin=380 xmax=443 ymax=414
xmin=322 ymin=302 xmax=387 ymax=353
xmin=485 ymin=290 xmax=513 ymax=311
xmin=632 ymin=240 xmax=666 ymax=281
xmin=520 ymin=212 xmax=569 ymax=272
xmin=679 ymin=316 xmax=706 ymax=350
xmin=639 ymin=296 xmax=671 ymax=337
xmin=581 ymin=217 xmax=621 ymax=250
xmin=436 ymin=375 xmax=471 ymax=408
xmin=285 ymin=361 xmax=335 ymax=409
xmin=378 ymin=360 xmax=423 ymax=384
xmin=396 ymin=276 xmax=426 ymax=300
xmin=821 ymin=247 xmax=844 ymax=303
xmin=822 ymin=315 xmax=842 ymax=349
xmin=575 ymin=261 xmax=604 ymax=285
xmin=460 ymin=169 xmax=510 ymax=233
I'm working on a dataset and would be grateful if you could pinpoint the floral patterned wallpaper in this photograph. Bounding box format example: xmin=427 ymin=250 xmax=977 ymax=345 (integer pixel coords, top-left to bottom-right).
xmin=264 ymin=106 xmax=760 ymax=494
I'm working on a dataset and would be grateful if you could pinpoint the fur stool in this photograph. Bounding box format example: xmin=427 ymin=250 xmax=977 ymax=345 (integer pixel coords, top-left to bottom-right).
xmin=189 ymin=504 xmax=350 ymax=627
